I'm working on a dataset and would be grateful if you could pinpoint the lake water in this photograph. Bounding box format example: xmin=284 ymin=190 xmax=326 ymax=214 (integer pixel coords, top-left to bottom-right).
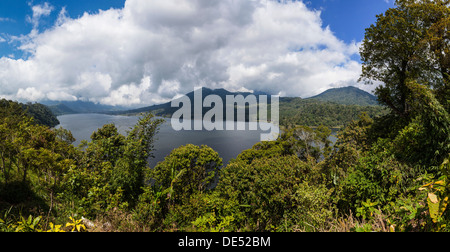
xmin=57 ymin=113 xmax=284 ymax=167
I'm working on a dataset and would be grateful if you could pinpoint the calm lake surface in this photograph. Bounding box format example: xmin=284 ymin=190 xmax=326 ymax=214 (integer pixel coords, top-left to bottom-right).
xmin=57 ymin=113 xmax=287 ymax=167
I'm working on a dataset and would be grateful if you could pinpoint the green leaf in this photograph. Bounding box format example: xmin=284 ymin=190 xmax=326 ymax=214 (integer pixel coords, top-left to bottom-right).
xmin=428 ymin=197 xmax=440 ymax=223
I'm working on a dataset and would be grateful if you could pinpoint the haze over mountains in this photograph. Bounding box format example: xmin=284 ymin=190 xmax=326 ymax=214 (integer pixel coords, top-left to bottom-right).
xmin=47 ymin=86 xmax=379 ymax=116
xmin=43 ymin=100 xmax=128 ymax=116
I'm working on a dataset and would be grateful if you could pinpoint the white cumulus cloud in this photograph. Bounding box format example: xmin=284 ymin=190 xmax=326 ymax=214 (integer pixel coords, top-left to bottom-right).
xmin=0 ymin=0 xmax=369 ymax=106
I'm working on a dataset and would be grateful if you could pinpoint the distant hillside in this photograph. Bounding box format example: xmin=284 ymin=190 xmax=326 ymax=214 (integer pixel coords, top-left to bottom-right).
xmin=111 ymin=87 xmax=386 ymax=128
xmin=42 ymin=86 xmax=386 ymax=128
xmin=44 ymin=100 xmax=127 ymax=115
xmin=112 ymin=87 xmax=270 ymax=118
xmin=279 ymin=97 xmax=386 ymax=128
xmin=47 ymin=103 xmax=76 ymax=116
xmin=23 ymin=102 xmax=60 ymax=128
xmin=306 ymin=86 xmax=378 ymax=106
xmin=0 ymin=99 xmax=59 ymax=128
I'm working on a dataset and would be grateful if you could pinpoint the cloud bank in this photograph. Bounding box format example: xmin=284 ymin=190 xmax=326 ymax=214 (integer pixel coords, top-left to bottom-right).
xmin=0 ymin=0 xmax=368 ymax=106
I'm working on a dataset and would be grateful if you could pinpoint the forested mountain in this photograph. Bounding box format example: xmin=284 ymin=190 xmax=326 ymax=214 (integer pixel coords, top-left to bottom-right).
xmin=111 ymin=87 xmax=269 ymax=117
xmin=0 ymin=99 xmax=60 ymax=128
xmin=114 ymin=87 xmax=385 ymax=128
xmin=44 ymin=100 xmax=127 ymax=115
xmin=22 ymin=102 xmax=60 ymax=128
xmin=46 ymin=103 xmax=76 ymax=116
xmin=306 ymin=86 xmax=379 ymax=106
xmin=279 ymin=97 xmax=386 ymax=128
xmin=45 ymin=86 xmax=384 ymax=129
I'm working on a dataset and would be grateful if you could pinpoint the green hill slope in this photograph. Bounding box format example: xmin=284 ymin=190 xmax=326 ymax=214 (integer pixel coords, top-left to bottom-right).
xmin=306 ymin=86 xmax=378 ymax=106
xmin=113 ymin=87 xmax=386 ymax=128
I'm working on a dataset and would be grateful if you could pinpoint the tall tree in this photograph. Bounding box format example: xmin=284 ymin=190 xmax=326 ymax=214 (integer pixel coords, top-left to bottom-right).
xmin=360 ymin=2 xmax=423 ymax=118
xmin=150 ymin=144 xmax=222 ymax=205
xmin=408 ymin=0 xmax=450 ymax=110
xmin=360 ymin=0 xmax=449 ymax=117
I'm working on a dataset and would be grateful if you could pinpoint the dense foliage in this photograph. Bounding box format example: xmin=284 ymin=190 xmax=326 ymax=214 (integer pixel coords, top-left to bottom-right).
xmin=279 ymin=98 xmax=386 ymax=129
xmin=1 ymin=99 xmax=59 ymax=128
xmin=22 ymin=102 xmax=60 ymax=128
xmin=0 ymin=0 xmax=449 ymax=232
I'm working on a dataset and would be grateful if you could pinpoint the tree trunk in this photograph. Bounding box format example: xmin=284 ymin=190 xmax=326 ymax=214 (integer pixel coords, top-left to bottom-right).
xmin=22 ymin=163 xmax=28 ymax=183
xmin=0 ymin=152 xmax=8 ymax=184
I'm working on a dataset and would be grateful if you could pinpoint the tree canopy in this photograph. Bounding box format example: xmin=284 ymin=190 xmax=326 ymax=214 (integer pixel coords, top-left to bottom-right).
xmin=360 ymin=0 xmax=449 ymax=119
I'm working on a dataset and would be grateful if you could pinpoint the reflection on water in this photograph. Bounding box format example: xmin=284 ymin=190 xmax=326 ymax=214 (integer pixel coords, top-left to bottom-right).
xmin=57 ymin=113 xmax=282 ymax=166
xmin=57 ymin=114 xmax=338 ymax=167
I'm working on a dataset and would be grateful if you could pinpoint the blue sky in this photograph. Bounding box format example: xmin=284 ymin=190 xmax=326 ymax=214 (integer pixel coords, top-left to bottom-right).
xmin=0 ymin=0 xmax=395 ymax=105
xmin=306 ymin=0 xmax=394 ymax=43
xmin=0 ymin=0 xmax=126 ymax=58
xmin=0 ymin=0 xmax=394 ymax=59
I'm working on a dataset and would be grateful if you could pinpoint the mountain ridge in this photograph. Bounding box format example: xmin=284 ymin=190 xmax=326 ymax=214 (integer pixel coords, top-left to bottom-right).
xmin=47 ymin=86 xmax=380 ymax=118
xmin=109 ymin=87 xmax=271 ymax=116
xmin=306 ymin=86 xmax=378 ymax=106
xmin=43 ymin=100 xmax=128 ymax=116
